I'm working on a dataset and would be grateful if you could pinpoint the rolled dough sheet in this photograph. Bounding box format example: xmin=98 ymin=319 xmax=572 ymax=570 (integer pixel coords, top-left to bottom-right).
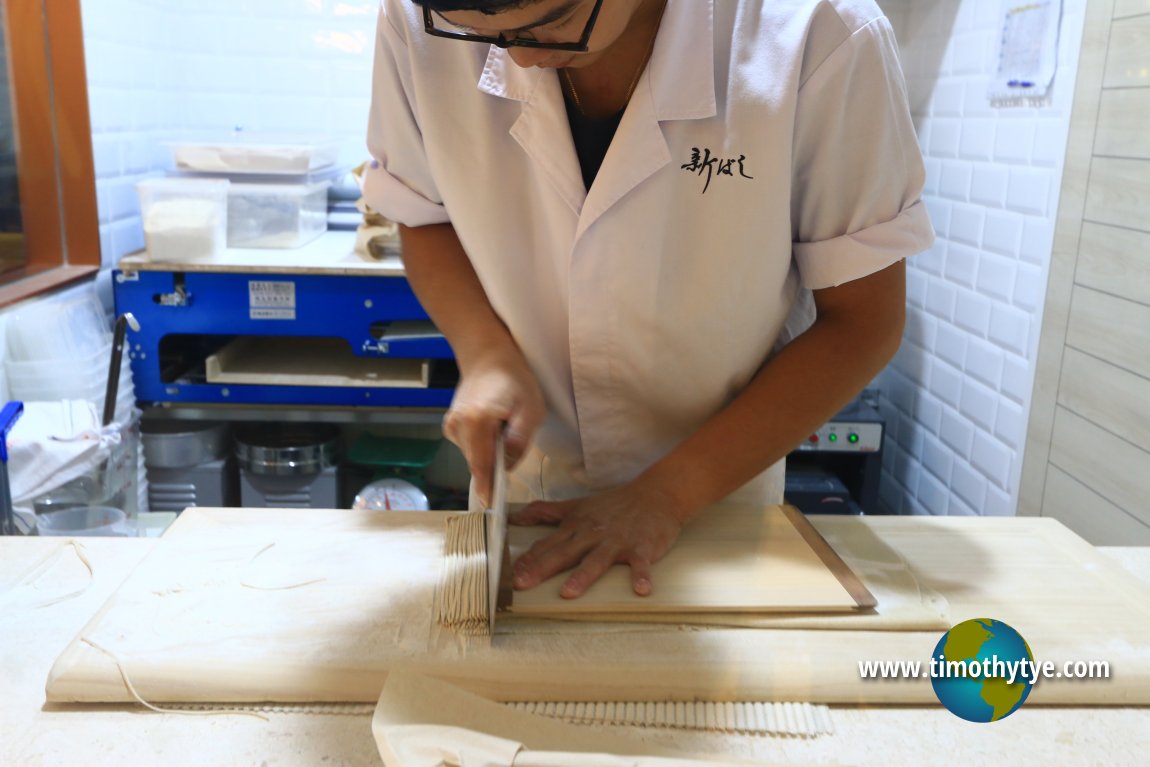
xmin=44 ymin=509 xmax=1150 ymax=705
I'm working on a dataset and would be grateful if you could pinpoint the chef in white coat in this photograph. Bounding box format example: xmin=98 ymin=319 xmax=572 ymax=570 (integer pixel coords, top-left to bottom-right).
xmin=363 ymin=0 xmax=934 ymax=599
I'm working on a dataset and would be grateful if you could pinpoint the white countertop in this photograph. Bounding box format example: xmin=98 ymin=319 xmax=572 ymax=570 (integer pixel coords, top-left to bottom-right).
xmin=2 ymin=536 xmax=1148 ymax=766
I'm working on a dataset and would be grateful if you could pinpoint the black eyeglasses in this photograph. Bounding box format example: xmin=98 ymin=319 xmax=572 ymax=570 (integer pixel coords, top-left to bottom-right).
xmin=423 ymin=0 xmax=605 ymax=52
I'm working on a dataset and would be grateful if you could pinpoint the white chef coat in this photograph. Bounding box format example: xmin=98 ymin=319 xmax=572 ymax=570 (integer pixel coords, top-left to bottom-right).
xmin=363 ymin=0 xmax=935 ymax=505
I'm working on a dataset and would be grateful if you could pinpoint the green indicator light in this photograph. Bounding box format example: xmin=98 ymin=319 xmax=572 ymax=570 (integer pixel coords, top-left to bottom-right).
xmin=848 ymin=433 xmax=860 ymax=444
xmin=828 ymin=433 xmax=838 ymax=442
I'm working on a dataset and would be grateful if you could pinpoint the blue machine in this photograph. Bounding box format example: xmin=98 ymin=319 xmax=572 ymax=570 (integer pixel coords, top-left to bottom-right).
xmin=113 ymin=267 xmax=457 ymax=409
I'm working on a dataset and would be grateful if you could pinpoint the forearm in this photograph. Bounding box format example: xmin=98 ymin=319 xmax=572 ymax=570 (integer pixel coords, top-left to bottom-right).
xmin=400 ymin=224 xmax=547 ymax=483
xmin=642 ymin=262 xmax=906 ymax=520
xmin=398 ymin=223 xmax=517 ymax=372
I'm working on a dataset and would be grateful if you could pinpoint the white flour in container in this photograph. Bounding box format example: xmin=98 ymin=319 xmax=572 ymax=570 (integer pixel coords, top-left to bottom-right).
xmin=144 ymin=199 xmax=223 ymax=261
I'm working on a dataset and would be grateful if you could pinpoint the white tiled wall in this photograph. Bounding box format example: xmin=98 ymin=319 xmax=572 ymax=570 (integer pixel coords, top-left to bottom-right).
xmin=80 ymin=0 xmax=379 ymax=268
xmin=74 ymin=0 xmax=473 ymax=493
xmin=875 ymin=0 xmax=1087 ymax=515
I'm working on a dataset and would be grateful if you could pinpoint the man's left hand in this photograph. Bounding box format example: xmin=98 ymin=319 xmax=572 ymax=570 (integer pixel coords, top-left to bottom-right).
xmin=509 ymin=484 xmax=686 ymax=599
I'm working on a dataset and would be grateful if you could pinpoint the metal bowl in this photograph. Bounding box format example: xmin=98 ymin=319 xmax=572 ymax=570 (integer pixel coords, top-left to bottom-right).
xmin=234 ymin=423 xmax=339 ymax=477
xmin=141 ymin=420 xmax=229 ymax=469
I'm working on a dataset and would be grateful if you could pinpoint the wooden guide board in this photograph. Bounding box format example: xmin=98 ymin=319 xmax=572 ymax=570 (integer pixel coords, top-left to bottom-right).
xmin=505 ymin=505 xmax=874 ymax=616
xmin=206 ymin=337 xmax=429 ymax=388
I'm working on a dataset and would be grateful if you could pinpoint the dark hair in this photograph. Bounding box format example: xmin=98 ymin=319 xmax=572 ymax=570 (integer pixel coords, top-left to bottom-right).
xmin=411 ymin=0 xmax=539 ymax=13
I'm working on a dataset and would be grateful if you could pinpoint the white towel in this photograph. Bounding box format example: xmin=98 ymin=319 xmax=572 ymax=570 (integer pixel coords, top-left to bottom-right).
xmin=373 ymin=673 xmax=823 ymax=767
xmin=6 ymin=400 xmax=121 ymax=508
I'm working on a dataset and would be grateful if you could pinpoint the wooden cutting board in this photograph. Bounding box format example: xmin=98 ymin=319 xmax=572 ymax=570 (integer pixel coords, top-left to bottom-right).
xmin=44 ymin=508 xmax=1150 ymax=705
xmin=206 ymin=337 xmax=429 ymax=388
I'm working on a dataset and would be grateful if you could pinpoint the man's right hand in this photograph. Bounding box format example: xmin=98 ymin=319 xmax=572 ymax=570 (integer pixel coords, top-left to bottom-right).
xmin=443 ymin=344 xmax=545 ymax=507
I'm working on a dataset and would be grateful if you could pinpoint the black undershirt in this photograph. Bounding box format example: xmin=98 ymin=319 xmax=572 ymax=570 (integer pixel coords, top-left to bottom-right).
xmin=561 ymin=85 xmax=624 ymax=190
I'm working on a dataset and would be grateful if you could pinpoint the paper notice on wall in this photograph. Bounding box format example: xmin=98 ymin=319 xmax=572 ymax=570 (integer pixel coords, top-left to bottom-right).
xmin=989 ymin=1 xmax=1063 ymax=108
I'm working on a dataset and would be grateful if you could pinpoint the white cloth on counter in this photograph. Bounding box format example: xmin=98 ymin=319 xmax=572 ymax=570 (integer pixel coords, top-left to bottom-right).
xmin=6 ymin=400 xmax=122 ymax=507
xmin=373 ymin=672 xmax=805 ymax=767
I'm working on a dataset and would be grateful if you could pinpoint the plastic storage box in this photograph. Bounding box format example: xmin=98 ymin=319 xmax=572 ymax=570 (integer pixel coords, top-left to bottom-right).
xmin=137 ymin=178 xmax=229 ymax=261
xmin=167 ymin=135 xmax=340 ymax=175
xmin=227 ymin=181 xmax=329 ymax=249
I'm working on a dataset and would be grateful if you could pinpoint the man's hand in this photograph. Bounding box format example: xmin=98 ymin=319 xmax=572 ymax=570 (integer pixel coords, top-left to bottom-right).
xmin=397 ymin=222 xmax=547 ymax=506
xmin=444 ymin=345 xmax=545 ymax=507
xmin=509 ymin=483 xmax=687 ymax=599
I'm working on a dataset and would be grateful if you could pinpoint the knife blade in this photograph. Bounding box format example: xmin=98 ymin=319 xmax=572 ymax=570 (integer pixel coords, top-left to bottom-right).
xmin=484 ymin=431 xmax=510 ymax=634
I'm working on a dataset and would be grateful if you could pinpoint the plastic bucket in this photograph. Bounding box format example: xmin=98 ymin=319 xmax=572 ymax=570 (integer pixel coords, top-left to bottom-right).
xmin=37 ymin=506 xmax=130 ymax=537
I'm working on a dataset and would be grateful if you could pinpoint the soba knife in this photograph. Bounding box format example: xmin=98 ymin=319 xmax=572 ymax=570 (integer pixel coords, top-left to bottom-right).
xmin=484 ymin=432 xmax=511 ymax=634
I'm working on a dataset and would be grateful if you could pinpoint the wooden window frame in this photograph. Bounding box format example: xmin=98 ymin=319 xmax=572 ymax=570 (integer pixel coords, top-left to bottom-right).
xmin=0 ymin=0 xmax=99 ymax=308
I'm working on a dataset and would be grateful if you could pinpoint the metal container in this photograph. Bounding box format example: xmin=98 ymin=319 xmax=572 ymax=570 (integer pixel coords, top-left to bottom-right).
xmin=148 ymin=458 xmax=238 ymax=513
xmin=240 ymin=465 xmax=339 ymax=509
xmin=234 ymin=423 xmax=339 ymax=477
xmin=141 ymin=420 xmax=229 ymax=469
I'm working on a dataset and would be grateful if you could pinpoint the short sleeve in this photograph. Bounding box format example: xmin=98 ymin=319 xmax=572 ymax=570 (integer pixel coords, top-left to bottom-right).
xmin=362 ymin=3 xmax=451 ymax=227
xmin=791 ymin=15 xmax=934 ymax=290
